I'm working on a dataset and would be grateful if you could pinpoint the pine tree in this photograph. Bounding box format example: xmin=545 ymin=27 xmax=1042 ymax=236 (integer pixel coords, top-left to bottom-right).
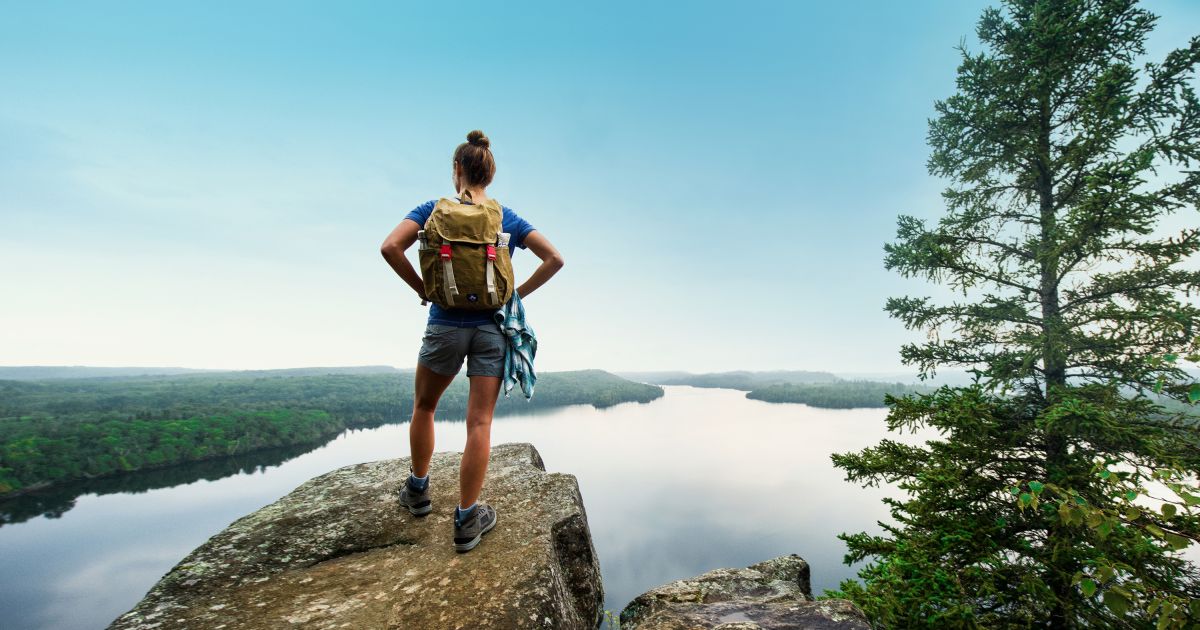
xmin=829 ymin=1 xmax=1200 ymax=626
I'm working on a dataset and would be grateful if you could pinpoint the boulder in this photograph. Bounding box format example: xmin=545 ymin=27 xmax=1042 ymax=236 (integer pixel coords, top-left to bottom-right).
xmin=619 ymin=555 xmax=871 ymax=630
xmin=108 ymin=442 xmax=603 ymax=629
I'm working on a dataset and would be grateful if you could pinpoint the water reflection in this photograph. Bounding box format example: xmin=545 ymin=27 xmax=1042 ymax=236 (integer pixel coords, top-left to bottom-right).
xmin=0 ymin=442 xmax=320 ymax=526
xmin=0 ymin=386 xmax=931 ymax=630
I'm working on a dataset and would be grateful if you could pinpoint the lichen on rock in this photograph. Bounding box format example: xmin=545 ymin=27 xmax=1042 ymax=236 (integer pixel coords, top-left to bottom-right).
xmin=108 ymin=442 xmax=603 ymax=629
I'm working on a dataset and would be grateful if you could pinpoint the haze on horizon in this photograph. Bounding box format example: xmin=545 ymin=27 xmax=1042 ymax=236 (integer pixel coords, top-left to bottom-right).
xmin=3 ymin=1 xmax=1198 ymax=374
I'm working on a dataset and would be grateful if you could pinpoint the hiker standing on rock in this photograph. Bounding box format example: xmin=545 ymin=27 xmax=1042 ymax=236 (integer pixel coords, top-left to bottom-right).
xmin=379 ymin=130 xmax=564 ymax=552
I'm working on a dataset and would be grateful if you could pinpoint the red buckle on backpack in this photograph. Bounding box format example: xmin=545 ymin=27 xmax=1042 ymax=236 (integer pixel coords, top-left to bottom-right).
xmin=486 ymin=245 xmax=496 ymax=261
xmin=439 ymin=244 xmax=452 ymax=260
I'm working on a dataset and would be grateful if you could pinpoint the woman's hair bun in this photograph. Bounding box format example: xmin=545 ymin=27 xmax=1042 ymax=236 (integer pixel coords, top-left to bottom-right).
xmin=466 ymin=129 xmax=490 ymax=150
xmin=453 ymin=130 xmax=496 ymax=187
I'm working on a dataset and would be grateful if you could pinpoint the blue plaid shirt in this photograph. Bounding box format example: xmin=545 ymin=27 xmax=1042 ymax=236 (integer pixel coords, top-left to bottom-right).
xmin=492 ymin=290 xmax=537 ymax=400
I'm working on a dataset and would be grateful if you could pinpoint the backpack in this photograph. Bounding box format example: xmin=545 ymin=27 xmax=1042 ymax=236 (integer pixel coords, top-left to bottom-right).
xmin=416 ymin=194 xmax=515 ymax=310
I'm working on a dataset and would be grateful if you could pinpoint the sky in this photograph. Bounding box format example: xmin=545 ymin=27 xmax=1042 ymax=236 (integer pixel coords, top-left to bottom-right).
xmin=2 ymin=0 xmax=1198 ymax=374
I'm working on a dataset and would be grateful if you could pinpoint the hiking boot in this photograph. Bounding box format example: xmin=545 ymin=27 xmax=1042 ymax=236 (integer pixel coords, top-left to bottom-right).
xmin=397 ymin=468 xmax=432 ymax=516
xmin=453 ymin=502 xmax=497 ymax=553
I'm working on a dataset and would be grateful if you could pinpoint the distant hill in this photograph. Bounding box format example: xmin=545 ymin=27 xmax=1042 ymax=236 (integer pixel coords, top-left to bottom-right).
xmin=173 ymin=366 xmax=410 ymax=379
xmin=832 ymin=370 xmax=975 ymax=386
xmin=832 ymin=368 xmax=1200 ymax=388
xmin=0 ymin=366 xmax=223 ymax=380
xmin=616 ymin=371 xmax=693 ymax=384
xmin=0 ymin=365 xmax=406 ymax=381
xmin=619 ymin=370 xmax=840 ymax=391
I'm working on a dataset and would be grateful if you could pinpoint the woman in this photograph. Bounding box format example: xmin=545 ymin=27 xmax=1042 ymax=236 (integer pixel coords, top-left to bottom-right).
xmin=379 ymin=130 xmax=564 ymax=552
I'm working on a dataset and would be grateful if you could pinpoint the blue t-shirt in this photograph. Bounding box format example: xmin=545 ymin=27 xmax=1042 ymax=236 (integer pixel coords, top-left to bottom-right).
xmin=404 ymin=198 xmax=536 ymax=326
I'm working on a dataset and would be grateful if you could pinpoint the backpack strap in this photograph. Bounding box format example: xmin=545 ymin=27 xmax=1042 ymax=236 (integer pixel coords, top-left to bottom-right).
xmin=485 ymin=244 xmax=498 ymax=305
xmin=439 ymin=244 xmax=459 ymax=305
xmin=486 ymin=202 xmax=504 ymax=305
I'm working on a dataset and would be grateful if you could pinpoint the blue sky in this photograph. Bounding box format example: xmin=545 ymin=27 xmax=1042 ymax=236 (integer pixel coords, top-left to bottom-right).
xmin=2 ymin=1 xmax=1198 ymax=373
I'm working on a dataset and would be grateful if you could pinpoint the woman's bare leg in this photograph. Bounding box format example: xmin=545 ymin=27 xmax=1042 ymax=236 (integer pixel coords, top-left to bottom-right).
xmin=459 ymin=375 xmax=502 ymax=507
xmin=410 ymin=363 xmax=456 ymax=477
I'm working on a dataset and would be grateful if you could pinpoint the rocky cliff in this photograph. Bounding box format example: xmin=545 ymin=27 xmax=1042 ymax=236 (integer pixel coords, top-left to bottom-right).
xmin=108 ymin=442 xmax=603 ymax=629
xmin=619 ymin=555 xmax=871 ymax=630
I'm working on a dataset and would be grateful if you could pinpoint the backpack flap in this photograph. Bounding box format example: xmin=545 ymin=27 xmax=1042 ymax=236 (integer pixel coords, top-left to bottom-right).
xmin=426 ymin=198 xmax=503 ymax=244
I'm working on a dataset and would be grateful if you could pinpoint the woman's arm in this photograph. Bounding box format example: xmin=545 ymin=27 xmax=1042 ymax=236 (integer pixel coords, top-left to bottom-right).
xmin=516 ymin=231 xmax=565 ymax=299
xmin=380 ymin=218 xmax=427 ymax=301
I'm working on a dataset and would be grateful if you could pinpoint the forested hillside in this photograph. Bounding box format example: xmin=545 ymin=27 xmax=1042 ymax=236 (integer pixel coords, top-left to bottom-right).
xmin=0 ymin=368 xmax=661 ymax=497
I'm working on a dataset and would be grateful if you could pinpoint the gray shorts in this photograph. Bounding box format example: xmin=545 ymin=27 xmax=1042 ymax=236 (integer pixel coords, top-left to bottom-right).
xmin=416 ymin=323 xmax=506 ymax=378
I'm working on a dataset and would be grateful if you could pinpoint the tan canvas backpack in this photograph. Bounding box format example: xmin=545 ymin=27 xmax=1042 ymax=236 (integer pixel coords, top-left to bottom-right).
xmin=416 ymin=194 xmax=515 ymax=310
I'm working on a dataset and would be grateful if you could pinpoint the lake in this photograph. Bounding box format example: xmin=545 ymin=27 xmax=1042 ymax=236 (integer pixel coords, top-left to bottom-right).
xmin=0 ymin=385 xmax=935 ymax=629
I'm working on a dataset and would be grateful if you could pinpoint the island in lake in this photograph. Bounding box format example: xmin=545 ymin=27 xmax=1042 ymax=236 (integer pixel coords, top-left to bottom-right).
xmin=621 ymin=370 xmax=937 ymax=408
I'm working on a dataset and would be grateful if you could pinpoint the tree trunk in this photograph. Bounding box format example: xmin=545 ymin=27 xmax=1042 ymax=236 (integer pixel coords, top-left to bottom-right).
xmin=1036 ymin=95 xmax=1075 ymax=628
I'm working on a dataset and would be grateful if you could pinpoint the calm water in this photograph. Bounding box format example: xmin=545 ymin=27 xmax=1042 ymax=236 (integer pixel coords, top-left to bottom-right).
xmin=0 ymin=385 xmax=935 ymax=629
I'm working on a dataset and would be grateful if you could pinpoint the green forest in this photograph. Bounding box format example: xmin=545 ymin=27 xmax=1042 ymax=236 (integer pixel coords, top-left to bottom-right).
xmin=0 ymin=368 xmax=661 ymax=497
xmin=745 ymin=381 xmax=936 ymax=408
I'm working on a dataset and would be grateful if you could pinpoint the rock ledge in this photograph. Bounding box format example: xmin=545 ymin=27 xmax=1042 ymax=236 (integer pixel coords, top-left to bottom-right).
xmin=108 ymin=442 xmax=602 ymax=630
xmin=619 ymin=555 xmax=871 ymax=629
